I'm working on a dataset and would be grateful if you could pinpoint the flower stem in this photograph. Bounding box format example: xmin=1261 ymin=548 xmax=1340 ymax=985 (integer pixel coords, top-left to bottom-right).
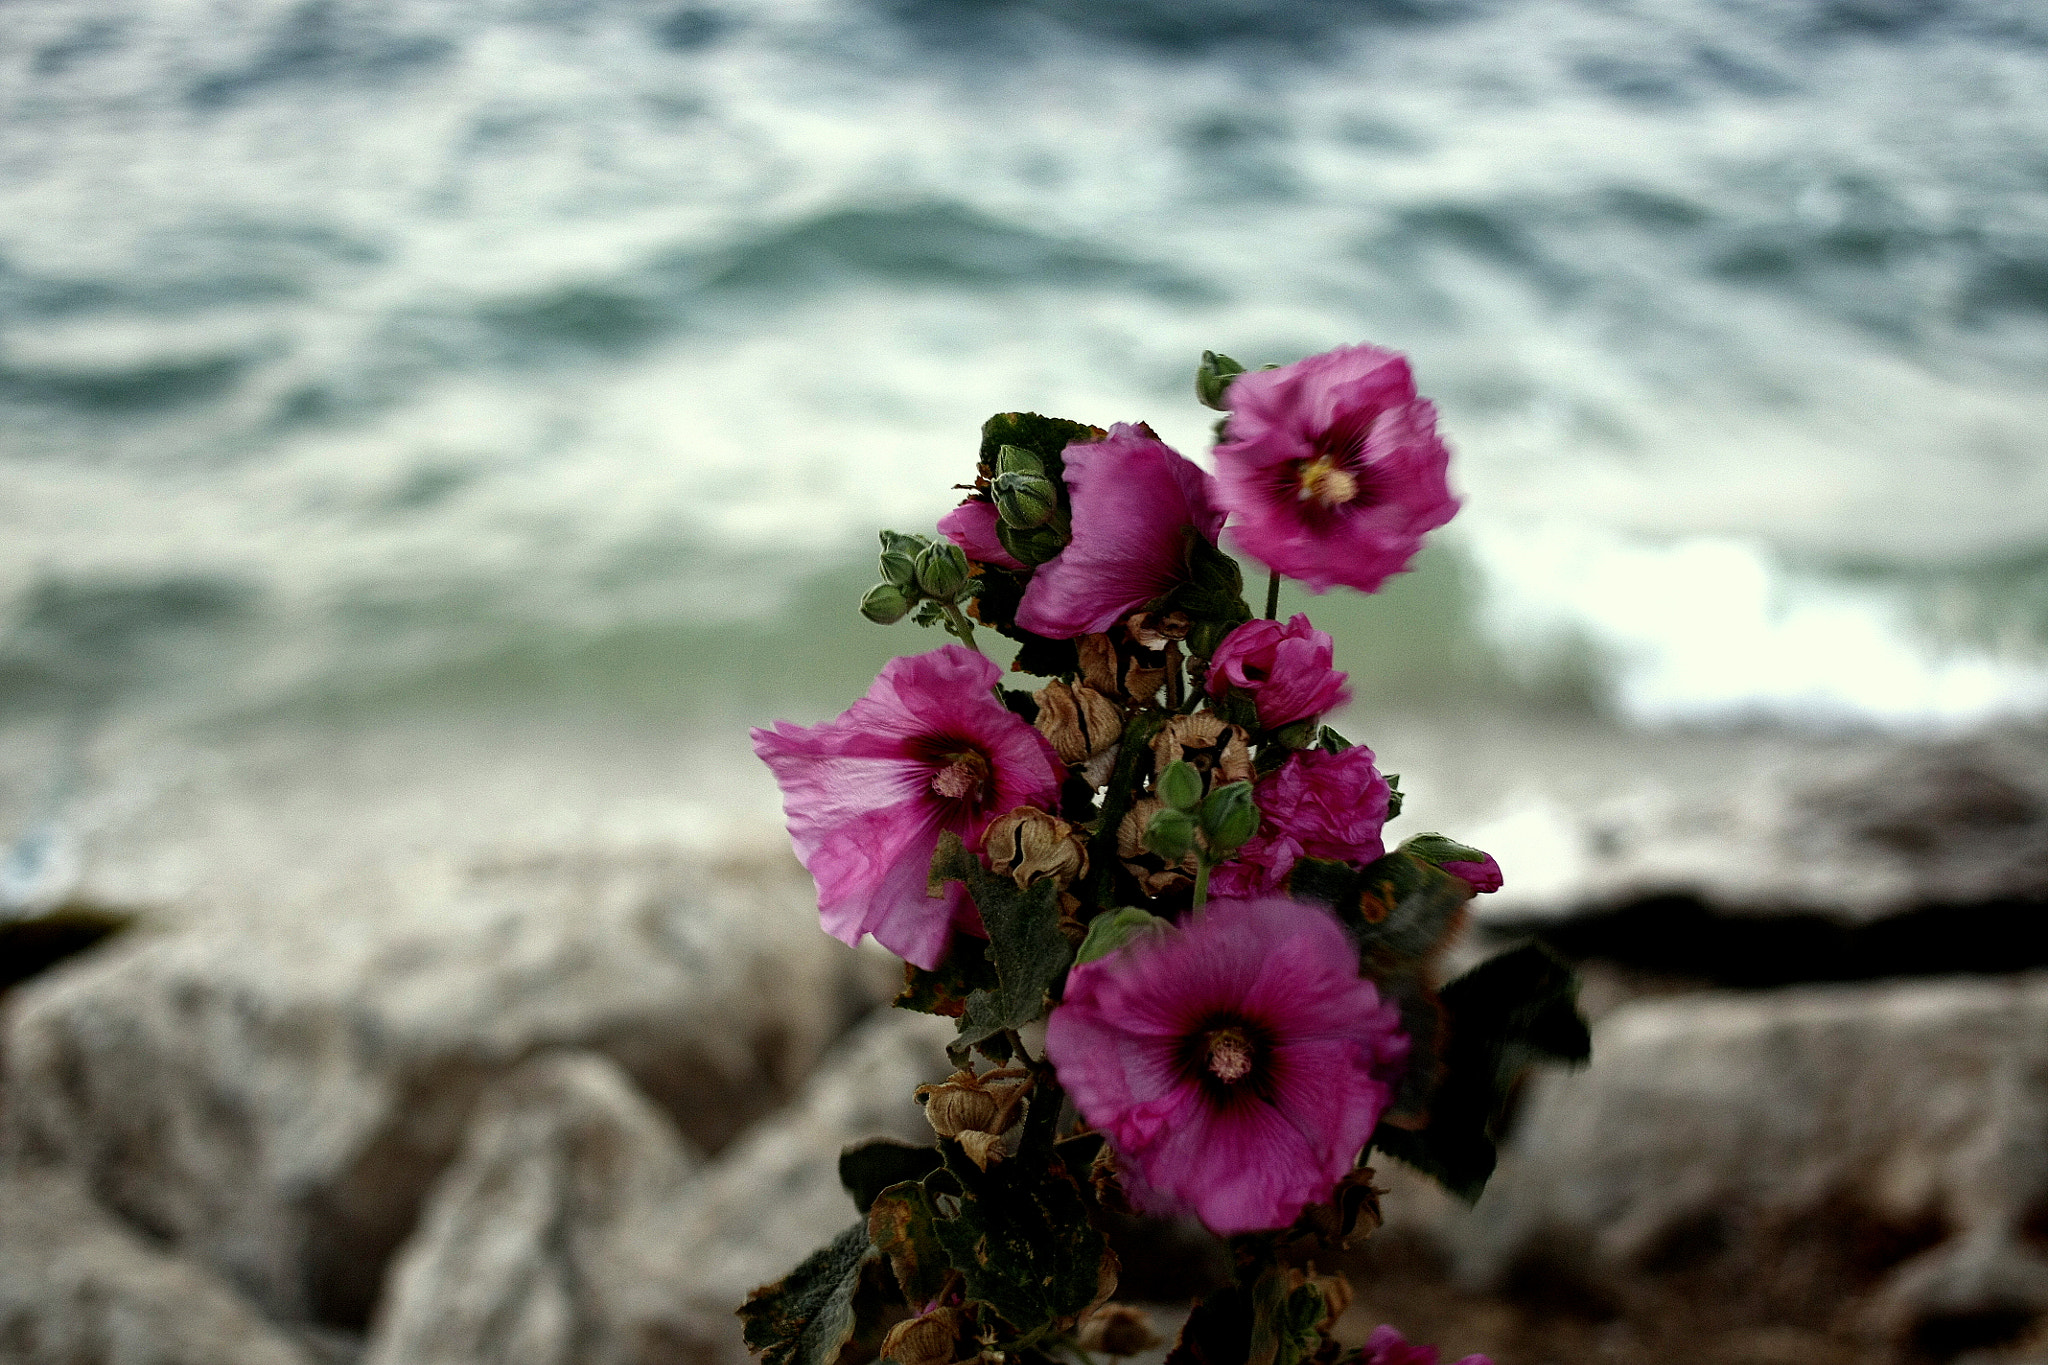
xmin=1191 ymin=857 xmax=1211 ymax=911
xmin=940 ymin=601 xmax=982 ymax=653
xmin=1264 ymin=570 xmax=1280 ymax=620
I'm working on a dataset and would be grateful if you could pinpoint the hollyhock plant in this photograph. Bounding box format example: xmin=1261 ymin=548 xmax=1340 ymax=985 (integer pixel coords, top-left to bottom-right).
xmin=752 ymin=645 xmax=1064 ymax=971
xmin=1046 ymin=896 xmax=1409 ymax=1235
xmin=1213 ymin=343 xmax=1459 ymax=595
xmin=1015 ymin=424 xmax=1225 ymax=638
xmin=1359 ymin=1325 xmax=1493 ymax=1365
xmin=1206 ymin=614 xmax=1351 ymax=728
xmin=1210 ymin=745 xmax=1393 ymax=897
xmin=937 ymin=499 xmax=1025 ymax=572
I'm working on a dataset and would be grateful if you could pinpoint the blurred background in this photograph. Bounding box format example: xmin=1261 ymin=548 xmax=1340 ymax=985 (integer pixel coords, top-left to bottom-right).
xmin=2 ymin=2 xmax=2047 ymax=1363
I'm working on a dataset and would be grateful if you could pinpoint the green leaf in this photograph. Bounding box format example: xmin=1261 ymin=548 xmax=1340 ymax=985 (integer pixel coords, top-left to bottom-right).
xmin=867 ymin=1180 xmax=953 ymax=1306
xmin=1371 ymin=942 xmax=1590 ymax=1203
xmin=895 ymin=935 xmax=1000 ymax=1019
xmin=931 ymin=1138 xmax=1111 ymax=1336
xmin=737 ymin=1222 xmax=882 ymax=1365
xmin=1074 ymin=907 xmax=1165 ymax=965
xmin=929 ymin=832 xmax=1075 ymax=1059
xmin=838 ymin=1139 xmax=941 ymax=1215
xmin=977 ymin=412 xmax=1102 ymax=490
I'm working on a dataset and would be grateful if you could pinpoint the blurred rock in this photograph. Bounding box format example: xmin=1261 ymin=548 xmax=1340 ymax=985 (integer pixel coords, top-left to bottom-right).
xmin=364 ymin=1052 xmax=707 ymax=1365
xmin=0 ymin=850 xmax=883 ymax=1333
xmin=1454 ymin=973 xmax=2048 ymax=1358
xmin=0 ymin=1166 xmax=315 ymax=1365
xmin=364 ymin=1010 xmax=954 ymax=1365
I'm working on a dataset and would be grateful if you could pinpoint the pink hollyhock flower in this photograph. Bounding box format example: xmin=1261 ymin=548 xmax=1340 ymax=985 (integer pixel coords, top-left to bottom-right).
xmin=752 ymin=645 xmax=1065 ymax=971
xmin=1213 ymin=343 xmax=1459 ymax=595
xmin=1209 ymin=745 xmax=1393 ymax=898
xmin=937 ymin=499 xmax=1025 ymax=572
xmin=1441 ymin=854 xmax=1503 ymax=894
xmin=1015 ymin=425 xmax=1225 ymax=639
xmin=1045 ymin=896 xmax=1408 ymax=1235
xmin=1360 ymin=1325 xmax=1492 ymax=1365
xmin=1206 ymin=614 xmax=1351 ymax=728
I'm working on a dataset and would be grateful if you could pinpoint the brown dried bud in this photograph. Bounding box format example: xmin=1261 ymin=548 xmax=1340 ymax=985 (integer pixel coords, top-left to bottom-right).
xmin=1122 ymin=609 xmax=1190 ymax=651
xmin=983 ymin=807 xmax=1088 ymax=889
xmin=1033 ymin=680 xmax=1122 ymax=765
xmin=1117 ymin=797 xmax=1197 ymax=896
xmin=1076 ymin=627 xmax=1172 ymax=705
xmin=1077 ymin=1304 xmax=1161 ymax=1357
xmin=957 ymin=1129 xmax=1005 ymax=1170
xmin=1090 ymin=1144 xmax=1136 ymax=1216
xmin=917 ymin=1067 xmax=1030 ymax=1140
xmin=1151 ymin=713 xmax=1253 ymax=788
xmin=880 ymin=1307 xmax=960 ymax=1365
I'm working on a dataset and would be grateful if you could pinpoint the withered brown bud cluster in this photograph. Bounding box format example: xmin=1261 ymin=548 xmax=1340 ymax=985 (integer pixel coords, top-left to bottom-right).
xmin=1075 ymin=1303 xmax=1162 ymax=1357
xmin=879 ymin=1306 xmax=960 ymax=1365
xmin=1076 ymin=615 xmax=1185 ymax=707
xmin=1116 ymin=798 xmax=1198 ymax=896
xmin=1151 ymin=712 xmax=1252 ymax=786
xmin=917 ymin=1066 xmax=1031 ymax=1169
xmin=983 ymin=807 xmax=1088 ymax=890
xmin=1032 ymin=679 xmax=1122 ymax=767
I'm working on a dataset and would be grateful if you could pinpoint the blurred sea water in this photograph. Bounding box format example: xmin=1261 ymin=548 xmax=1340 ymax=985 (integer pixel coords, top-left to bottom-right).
xmin=3 ymin=0 xmax=2048 ymax=914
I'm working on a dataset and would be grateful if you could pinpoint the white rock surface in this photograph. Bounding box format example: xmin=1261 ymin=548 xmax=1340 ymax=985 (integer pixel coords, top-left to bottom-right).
xmin=1455 ymin=974 xmax=2048 ymax=1350
xmin=0 ymin=1166 xmax=316 ymax=1365
xmin=0 ymin=849 xmax=883 ymax=1331
xmin=363 ymin=1010 xmax=956 ymax=1365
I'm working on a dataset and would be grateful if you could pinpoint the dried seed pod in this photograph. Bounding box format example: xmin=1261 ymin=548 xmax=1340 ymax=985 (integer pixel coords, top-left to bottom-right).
xmin=1310 ymin=1274 xmax=1352 ymax=1333
xmin=922 ymin=1083 xmax=1001 ymax=1138
xmin=1033 ymin=680 xmax=1122 ymax=765
xmin=880 ymin=1307 xmax=960 ymax=1365
xmin=957 ymin=1129 xmax=1005 ymax=1170
xmin=983 ymin=807 xmax=1089 ymax=889
xmin=1151 ymin=712 xmax=1253 ymax=788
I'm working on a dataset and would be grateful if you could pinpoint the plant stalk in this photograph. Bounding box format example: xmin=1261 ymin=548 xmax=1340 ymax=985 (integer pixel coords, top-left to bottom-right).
xmin=1264 ymin=570 xmax=1280 ymax=620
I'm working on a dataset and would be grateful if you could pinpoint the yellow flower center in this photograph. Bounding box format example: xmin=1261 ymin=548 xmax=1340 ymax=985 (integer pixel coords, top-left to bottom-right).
xmin=1205 ymin=1027 xmax=1254 ymax=1084
xmin=1296 ymin=454 xmax=1360 ymax=508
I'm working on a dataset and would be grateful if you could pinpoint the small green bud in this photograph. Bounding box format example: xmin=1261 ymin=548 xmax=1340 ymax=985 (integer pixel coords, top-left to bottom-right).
xmin=1195 ymin=350 xmax=1248 ymax=411
xmin=1157 ymin=760 xmax=1204 ymax=813
xmin=915 ymin=541 xmax=970 ymax=601
xmin=1075 ymin=907 xmax=1167 ymax=964
xmin=995 ymin=444 xmax=1045 ymax=477
xmin=1199 ymin=780 xmax=1260 ymax=854
xmin=992 ymin=471 xmax=1058 ymax=529
xmin=996 ymin=519 xmax=1068 ymax=567
xmin=861 ymin=582 xmax=912 ymax=625
xmin=1273 ymin=719 xmax=1319 ymax=750
xmin=1144 ymin=806 xmax=1198 ymax=863
xmin=1400 ymin=832 xmax=1486 ymax=867
xmin=878 ymin=531 xmax=929 ymax=589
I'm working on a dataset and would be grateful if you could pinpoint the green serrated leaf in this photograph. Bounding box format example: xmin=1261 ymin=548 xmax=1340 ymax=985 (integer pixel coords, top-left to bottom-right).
xmin=931 ymin=1139 xmax=1110 ymax=1336
xmin=868 ymin=1180 xmax=953 ymax=1307
xmin=737 ymin=1222 xmax=880 ymax=1365
xmin=839 ymin=1139 xmax=942 ymax=1215
xmin=1371 ymin=942 xmax=1590 ymax=1203
xmin=977 ymin=412 xmax=1103 ymax=489
xmin=930 ymin=831 xmax=1075 ymax=1048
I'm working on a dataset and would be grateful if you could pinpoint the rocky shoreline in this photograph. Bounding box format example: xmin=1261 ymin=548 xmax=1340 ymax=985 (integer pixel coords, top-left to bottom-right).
xmin=4 ymin=718 xmax=2048 ymax=1365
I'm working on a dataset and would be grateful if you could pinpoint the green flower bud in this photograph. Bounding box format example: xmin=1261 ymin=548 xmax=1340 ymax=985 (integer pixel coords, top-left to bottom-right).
xmin=995 ymin=444 xmax=1045 ymax=477
xmin=1199 ymin=780 xmax=1259 ymax=854
xmin=1157 ymin=760 xmax=1204 ymax=813
xmin=1144 ymin=806 xmax=1198 ymax=863
xmin=996 ymin=519 xmax=1068 ymax=567
xmin=861 ymin=582 xmax=912 ymax=625
xmin=878 ymin=530 xmax=929 ymax=589
xmin=1195 ymin=350 xmax=1248 ymax=411
xmin=1272 ymin=719 xmax=1319 ymax=750
xmin=992 ymin=471 xmax=1058 ymax=529
xmin=915 ymin=541 xmax=970 ymax=601
xmin=1074 ymin=907 xmax=1166 ymax=965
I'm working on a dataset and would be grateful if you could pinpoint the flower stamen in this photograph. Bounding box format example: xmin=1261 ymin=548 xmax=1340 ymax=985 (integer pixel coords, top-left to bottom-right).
xmin=1296 ymin=454 xmax=1360 ymax=509
xmin=1206 ymin=1027 xmax=1255 ymax=1084
xmin=930 ymin=751 xmax=991 ymax=802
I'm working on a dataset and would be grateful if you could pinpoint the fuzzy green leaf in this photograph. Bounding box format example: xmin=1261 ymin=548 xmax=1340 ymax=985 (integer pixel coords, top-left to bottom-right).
xmin=931 ymin=1138 xmax=1111 ymax=1336
xmin=737 ymin=1222 xmax=880 ymax=1365
xmin=895 ymin=935 xmax=1000 ymax=1019
xmin=1371 ymin=942 xmax=1590 ymax=1203
xmin=867 ymin=1180 xmax=953 ymax=1307
xmin=929 ymin=831 xmax=1074 ymax=1059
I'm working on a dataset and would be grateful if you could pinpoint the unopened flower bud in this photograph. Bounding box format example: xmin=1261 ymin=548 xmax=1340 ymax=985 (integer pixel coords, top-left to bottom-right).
xmin=861 ymin=582 xmax=912 ymax=625
xmin=997 ymin=519 xmax=1067 ymax=567
xmin=1078 ymin=1304 xmax=1162 ymax=1357
xmin=1195 ymin=350 xmax=1248 ymax=411
xmin=1144 ymin=806 xmax=1197 ymax=863
xmin=992 ymin=471 xmax=1058 ymax=529
xmin=995 ymin=443 xmax=1045 ymax=477
xmin=915 ymin=541 xmax=970 ymax=600
xmin=879 ymin=1307 xmax=959 ymax=1365
xmin=878 ymin=530 xmax=929 ymax=588
xmin=1199 ymin=781 xmax=1259 ymax=854
xmin=1157 ymin=760 xmax=1203 ymax=813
